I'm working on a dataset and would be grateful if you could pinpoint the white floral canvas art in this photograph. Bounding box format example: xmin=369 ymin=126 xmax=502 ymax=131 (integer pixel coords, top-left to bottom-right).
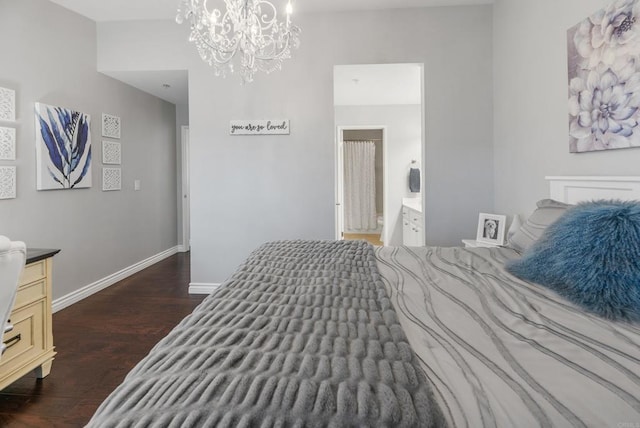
xmin=568 ymin=0 xmax=640 ymax=153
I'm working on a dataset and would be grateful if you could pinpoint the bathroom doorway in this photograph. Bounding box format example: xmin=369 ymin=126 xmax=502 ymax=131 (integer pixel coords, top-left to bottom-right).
xmin=333 ymin=63 xmax=424 ymax=246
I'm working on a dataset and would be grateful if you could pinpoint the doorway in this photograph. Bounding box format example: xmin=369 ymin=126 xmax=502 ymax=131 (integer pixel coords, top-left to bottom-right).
xmin=338 ymin=127 xmax=386 ymax=246
xmin=333 ymin=63 xmax=424 ymax=246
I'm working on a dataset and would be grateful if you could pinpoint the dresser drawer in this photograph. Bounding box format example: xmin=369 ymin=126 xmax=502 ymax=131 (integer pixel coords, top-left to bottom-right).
xmin=1 ymin=301 xmax=45 ymax=373
xmin=14 ymin=279 xmax=47 ymax=310
xmin=409 ymin=210 xmax=423 ymax=226
xmin=19 ymin=260 xmax=46 ymax=286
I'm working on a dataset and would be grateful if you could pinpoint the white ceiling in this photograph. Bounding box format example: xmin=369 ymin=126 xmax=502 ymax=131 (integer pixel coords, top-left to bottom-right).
xmin=47 ymin=0 xmax=491 ymax=105
xmin=50 ymin=0 xmax=493 ymax=22
xmin=334 ymin=64 xmax=422 ymax=106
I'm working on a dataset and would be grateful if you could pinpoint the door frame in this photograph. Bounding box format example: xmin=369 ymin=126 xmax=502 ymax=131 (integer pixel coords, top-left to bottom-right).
xmin=180 ymin=125 xmax=190 ymax=252
xmin=335 ymin=125 xmax=388 ymax=243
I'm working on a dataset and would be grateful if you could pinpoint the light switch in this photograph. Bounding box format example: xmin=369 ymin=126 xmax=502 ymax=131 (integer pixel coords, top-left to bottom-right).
xmin=134 ymin=179 xmax=141 ymax=191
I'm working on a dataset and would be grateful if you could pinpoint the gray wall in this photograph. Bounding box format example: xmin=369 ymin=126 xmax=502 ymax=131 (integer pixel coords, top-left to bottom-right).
xmin=0 ymin=0 xmax=178 ymax=300
xmin=337 ymin=106 xmax=422 ymax=245
xmin=97 ymin=5 xmax=493 ymax=284
xmin=493 ymin=0 xmax=640 ymax=217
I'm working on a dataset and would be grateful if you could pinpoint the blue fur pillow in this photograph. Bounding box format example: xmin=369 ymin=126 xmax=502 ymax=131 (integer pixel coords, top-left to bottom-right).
xmin=506 ymin=200 xmax=640 ymax=322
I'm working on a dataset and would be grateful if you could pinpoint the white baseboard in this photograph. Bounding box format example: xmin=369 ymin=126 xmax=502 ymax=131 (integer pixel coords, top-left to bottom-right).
xmin=188 ymin=283 xmax=221 ymax=295
xmin=52 ymin=246 xmax=180 ymax=313
xmin=177 ymin=244 xmax=189 ymax=253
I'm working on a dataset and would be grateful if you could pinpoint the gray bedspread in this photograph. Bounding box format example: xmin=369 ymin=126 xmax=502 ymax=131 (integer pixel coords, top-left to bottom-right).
xmin=87 ymin=240 xmax=445 ymax=427
xmin=376 ymin=245 xmax=640 ymax=428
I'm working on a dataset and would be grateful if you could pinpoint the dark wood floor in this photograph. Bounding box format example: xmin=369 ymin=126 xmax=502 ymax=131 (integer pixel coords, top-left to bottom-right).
xmin=0 ymin=252 xmax=205 ymax=427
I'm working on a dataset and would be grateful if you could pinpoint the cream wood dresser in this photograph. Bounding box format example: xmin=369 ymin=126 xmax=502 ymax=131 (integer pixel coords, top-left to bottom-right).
xmin=0 ymin=248 xmax=59 ymax=390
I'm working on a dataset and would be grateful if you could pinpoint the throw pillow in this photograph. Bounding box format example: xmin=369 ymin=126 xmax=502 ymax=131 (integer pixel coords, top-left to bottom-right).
xmin=506 ymin=200 xmax=640 ymax=321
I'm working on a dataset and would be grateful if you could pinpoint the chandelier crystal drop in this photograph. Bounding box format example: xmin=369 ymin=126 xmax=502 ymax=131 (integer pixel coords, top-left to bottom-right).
xmin=176 ymin=0 xmax=301 ymax=83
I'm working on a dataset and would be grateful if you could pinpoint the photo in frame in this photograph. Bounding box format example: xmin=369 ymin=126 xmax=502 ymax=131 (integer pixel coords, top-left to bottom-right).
xmin=476 ymin=213 xmax=507 ymax=246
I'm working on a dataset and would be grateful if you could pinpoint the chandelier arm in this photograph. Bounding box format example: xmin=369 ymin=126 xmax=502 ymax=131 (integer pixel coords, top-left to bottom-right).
xmin=177 ymin=0 xmax=301 ymax=83
xmin=191 ymin=30 xmax=237 ymax=62
xmin=256 ymin=1 xmax=277 ymax=30
xmin=252 ymin=39 xmax=292 ymax=61
xmin=202 ymin=45 xmax=239 ymax=64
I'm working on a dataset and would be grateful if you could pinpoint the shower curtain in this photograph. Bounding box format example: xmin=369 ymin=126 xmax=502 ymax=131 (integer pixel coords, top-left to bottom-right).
xmin=344 ymin=141 xmax=377 ymax=231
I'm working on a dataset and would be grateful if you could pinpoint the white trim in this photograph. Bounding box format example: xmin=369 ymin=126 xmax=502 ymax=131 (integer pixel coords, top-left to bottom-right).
xmin=188 ymin=283 xmax=221 ymax=294
xmin=419 ymin=63 xmax=426 ymax=244
xmin=546 ymin=176 xmax=640 ymax=204
xmin=545 ymin=176 xmax=640 ymax=182
xmin=334 ymin=126 xmax=343 ymax=240
xmin=52 ymin=246 xmax=179 ymax=313
xmin=177 ymin=244 xmax=188 ymax=253
xmin=181 ymin=126 xmax=191 ymax=252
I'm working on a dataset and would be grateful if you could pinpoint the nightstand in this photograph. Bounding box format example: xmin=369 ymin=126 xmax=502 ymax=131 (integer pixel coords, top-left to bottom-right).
xmin=461 ymin=239 xmax=500 ymax=248
xmin=0 ymin=249 xmax=59 ymax=390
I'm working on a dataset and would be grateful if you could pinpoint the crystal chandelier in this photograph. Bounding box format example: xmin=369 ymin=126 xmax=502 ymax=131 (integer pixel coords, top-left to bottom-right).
xmin=176 ymin=0 xmax=301 ymax=83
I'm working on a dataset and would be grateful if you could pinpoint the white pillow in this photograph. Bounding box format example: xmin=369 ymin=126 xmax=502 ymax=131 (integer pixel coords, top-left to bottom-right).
xmin=507 ymin=199 xmax=571 ymax=252
xmin=506 ymin=214 xmax=522 ymax=242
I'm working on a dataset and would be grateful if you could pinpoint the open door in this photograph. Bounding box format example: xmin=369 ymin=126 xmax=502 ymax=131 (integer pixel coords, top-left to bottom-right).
xmin=335 ymin=127 xmax=345 ymax=240
xmin=181 ymin=126 xmax=190 ymax=252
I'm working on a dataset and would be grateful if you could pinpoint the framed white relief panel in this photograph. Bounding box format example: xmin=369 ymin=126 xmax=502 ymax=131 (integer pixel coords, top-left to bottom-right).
xmin=102 ymin=113 xmax=121 ymax=139
xmin=0 ymin=126 xmax=16 ymax=160
xmin=0 ymin=87 xmax=16 ymax=122
xmin=102 ymin=167 xmax=121 ymax=191
xmin=0 ymin=166 xmax=16 ymax=199
xmin=102 ymin=140 xmax=121 ymax=165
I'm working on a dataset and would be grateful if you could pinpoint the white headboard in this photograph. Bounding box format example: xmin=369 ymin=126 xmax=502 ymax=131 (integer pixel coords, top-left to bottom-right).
xmin=546 ymin=176 xmax=640 ymax=204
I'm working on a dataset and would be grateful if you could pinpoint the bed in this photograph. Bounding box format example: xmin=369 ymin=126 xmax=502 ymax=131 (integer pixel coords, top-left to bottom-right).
xmin=376 ymin=245 xmax=640 ymax=427
xmin=88 ymin=177 xmax=640 ymax=427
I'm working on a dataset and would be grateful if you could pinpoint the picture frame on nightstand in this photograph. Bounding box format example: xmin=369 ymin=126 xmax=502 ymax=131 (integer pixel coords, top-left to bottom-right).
xmin=476 ymin=213 xmax=506 ymax=246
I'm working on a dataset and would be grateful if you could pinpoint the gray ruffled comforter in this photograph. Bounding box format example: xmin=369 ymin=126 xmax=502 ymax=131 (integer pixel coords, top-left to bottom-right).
xmin=87 ymin=240 xmax=444 ymax=427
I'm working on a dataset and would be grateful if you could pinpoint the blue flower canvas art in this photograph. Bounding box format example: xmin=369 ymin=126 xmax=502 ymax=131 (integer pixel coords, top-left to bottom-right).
xmin=567 ymin=0 xmax=640 ymax=153
xmin=35 ymin=102 xmax=92 ymax=190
